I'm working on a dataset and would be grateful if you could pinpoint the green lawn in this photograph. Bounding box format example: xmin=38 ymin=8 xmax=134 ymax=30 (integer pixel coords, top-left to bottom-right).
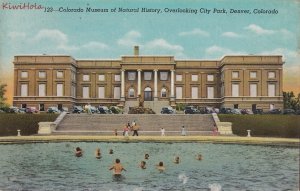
xmin=218 ymin=114 xmax=300 ymax=138
xmin=0 ymin=114 xmax=58 ymax=136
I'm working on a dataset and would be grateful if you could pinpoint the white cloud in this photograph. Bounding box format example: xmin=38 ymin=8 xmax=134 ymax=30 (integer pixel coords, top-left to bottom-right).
xmin=33 ymin=29 xmax=68 ymax=43
xmin=57 ymin=44 xmax=79 ymax=51
xmin=117 ymin=30 xmax=141 ymax=46
xmin=244 ymin=24 xmax=275 ymax=35
xmin=260 ymin=48 xmax=299 ymax=63
xmin=178 ymin=28 xmax=210 ymax=37
xmin=205 ymin=45 xmax=245 ymax=58
xmin=82 ymin=41 xmax=108 ymax=50
xmin=145 ymin=38 xmax=183 ymax=52
xmin=221 ymin=32 xmax=242 ymax=38
xmin=7 ymin=32 xmax=26 ymax=40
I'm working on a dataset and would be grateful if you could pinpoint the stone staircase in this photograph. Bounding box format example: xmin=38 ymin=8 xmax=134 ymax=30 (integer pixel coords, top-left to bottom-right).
xmin=54 ymin=114 xmax=215 ymax=135
xmin=144 ymin=101 xmax=170 ymax=114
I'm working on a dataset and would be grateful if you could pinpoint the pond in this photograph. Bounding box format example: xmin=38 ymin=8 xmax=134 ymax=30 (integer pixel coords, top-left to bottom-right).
xmin=0 ymin=142 xmax=299 ymax=191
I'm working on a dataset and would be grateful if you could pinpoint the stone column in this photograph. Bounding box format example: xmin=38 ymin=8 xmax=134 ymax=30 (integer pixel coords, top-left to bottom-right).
xmin=137 ymin=69 xmax=142 ymax=96
xmin=154 ymin=69 xmax=158 ymax=100
xmin=170 ymin=69 xmax=175 ymax=99
xmin=121 ymin=69 xmax=125 ymax=101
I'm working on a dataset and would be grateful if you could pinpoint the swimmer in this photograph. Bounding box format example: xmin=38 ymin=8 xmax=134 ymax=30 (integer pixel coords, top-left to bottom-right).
xmin=109 ymin=149 xmax=114 ymax=154
xmin=144 ymin=153 xmax=149 ymax=160
xmin=139 ymin=161 xmax=146 ymax=169
xmin=196 ymin=154 xmax=202 ymax=160
xmin=95 ymin=148 xmax=102 ymax=159
xmin=75 ymin=147 xmax=82 ymax=157
xmin=174 ymin=156 xmax=180 ymax=164
xmin=156 ymin=161 xmax=165 ymax=172
xmin=109 ymin=158 xmax=126 ymax=175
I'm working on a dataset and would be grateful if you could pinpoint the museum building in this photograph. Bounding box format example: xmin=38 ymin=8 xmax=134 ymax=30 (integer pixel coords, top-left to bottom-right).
xmin=13 ymin=46 xmax=283 ymax=112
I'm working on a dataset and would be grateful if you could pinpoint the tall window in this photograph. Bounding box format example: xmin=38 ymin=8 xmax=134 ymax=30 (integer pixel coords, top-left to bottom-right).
xmin=83 ymin=87 xmax=89 ymax=98
xmin=128 ymin=88 xmax=135 ymax=98
xmin=232 ymin=84 xmax=239 ymax=97
xmin=83 ymin=74 xmax=90 ymax=81
xmin=268 ymin=71 xmax=275 ymax=79
xmin=57 ymin=84 xmax=63 ymax=96
xmin=207 ymin=74 xmax=214 ymax=81
xmin=114 ymin=74 xmax=120 ymax=82
xmin=191 ymin=87 xmax=198 ymax=99
xmin=250 ymin=71 xmax=257 ymax=79
xmin=250 ymin=84 xmax=257 ymax=97
xmin=144 ymin=72 xmax=152 ymax=81
xmin=57 ymin=71 xmax=63 ymax=78
xmin=176 ymin=74 xmax=182 ymax=81
xmin=176 ymin=87 xmax=182 ymax=99
xmin=21 ymin=71 xmax=28 ymax=78
xmin=39 ymin=71 xmax=46 ymax=78
xmin=191 ymin=74 xmax=198 ymax=81
xmin=98 ymin=74 xmax=105 ymax=81
xmin=98 ymin=87 xmax=105 ymax=98
xmin=161 ymin=88 xmax=167 ymax=98
xmin=21 ymin=84 xmax=28 ymax=96
xmin=160 ymin=72 xmax=168 ymax=81
xmin=38 ymin=84 xmax=46 ymax=97
xmin=268 ymin=84 xmax=275 ymax=97
xmin=128 ymin=72 xmax=136 ymax=81
xmin=72 ymin=85 xmax=76 ymax=97
xmin=207 ymin=87 xmax=214 ymax=98
xmin=114 ymin=87 xmax=120 ymax=99
xmin=232 ymin=71 xmax=239 ymax=78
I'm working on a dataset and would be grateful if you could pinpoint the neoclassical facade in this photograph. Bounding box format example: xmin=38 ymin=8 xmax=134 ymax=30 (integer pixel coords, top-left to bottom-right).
xmin=13 ymin=46 xmax=283 ymax=112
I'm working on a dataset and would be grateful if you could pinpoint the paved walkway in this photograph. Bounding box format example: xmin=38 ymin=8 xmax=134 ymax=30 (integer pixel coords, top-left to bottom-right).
xmin=0 ymin=135 xmax=299 ymax=147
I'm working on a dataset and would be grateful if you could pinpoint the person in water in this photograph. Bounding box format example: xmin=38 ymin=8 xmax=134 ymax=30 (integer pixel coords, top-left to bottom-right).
xmin=139 ymin=161 xmax=146 ymax=169
xmin=144 ymin=153 xmax=149 ymax=160
xmin=95 ymin=148 xmax=101 ymax=159
xmin=156 ymin=161 xmax=165 ymax=172
xmin=109 ymin=149 xmax=114 ymax=154
xmin=109 ymin=158 xmax=126 ymax=175
xmin=196 ymin=154 xmax=203 ymax=160
xmin=75 ymin=147 xmax=83 ymax=157
xmin=174 ymin=156 xmax=180 ymax=164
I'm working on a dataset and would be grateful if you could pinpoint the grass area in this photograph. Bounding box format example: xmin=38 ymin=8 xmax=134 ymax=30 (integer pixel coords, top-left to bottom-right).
xmin=218 ymin=114 xmax=300 ymax=138
xmin=0 ymin=114 xmax=58 ymax=136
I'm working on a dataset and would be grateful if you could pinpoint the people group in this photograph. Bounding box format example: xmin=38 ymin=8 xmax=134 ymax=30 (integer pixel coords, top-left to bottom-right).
xmin=74 ymin=147 xmax=203 ymax=176
xmin=122 ymin=120 xmax=139 ymax=136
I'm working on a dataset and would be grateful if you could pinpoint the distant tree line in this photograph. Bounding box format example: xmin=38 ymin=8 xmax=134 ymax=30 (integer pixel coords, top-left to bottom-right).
xmin=0 ymin=82 xmax=9 ymax=109
xmin=283 ymin=91 xmax=300 ymax=110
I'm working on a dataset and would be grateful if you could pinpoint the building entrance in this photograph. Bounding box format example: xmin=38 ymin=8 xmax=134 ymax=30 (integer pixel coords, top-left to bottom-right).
xmin=144 ymin=87 xmax=152 ymax=101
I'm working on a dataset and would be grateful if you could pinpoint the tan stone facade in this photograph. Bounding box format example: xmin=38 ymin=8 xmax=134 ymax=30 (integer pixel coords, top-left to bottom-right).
xmin=13 ymin=47 xmax=283 ymax=111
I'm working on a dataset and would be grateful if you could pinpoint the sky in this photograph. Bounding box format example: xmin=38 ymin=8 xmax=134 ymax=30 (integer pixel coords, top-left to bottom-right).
xmin=0 ymin=0 xmax=299 ymax=104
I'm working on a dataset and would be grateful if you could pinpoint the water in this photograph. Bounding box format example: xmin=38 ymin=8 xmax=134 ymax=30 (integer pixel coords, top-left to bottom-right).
xmin=0 ymin=142 xmax=299 ymax=191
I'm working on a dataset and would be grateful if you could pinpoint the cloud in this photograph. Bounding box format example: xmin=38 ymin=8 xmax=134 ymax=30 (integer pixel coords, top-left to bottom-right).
xmin=82 ymin=41 xmax=109 ymax=50
xmin=221 ymin=32 xmax=242 ymax=38
xmin=33 ymin=29 xmax=68 ymax=43
xmin=205 ymin=45 xmax=246 ymax=59
xmin=244 ymin=24 xmax=275 ymax=35
xmin=117 ymin=30 xmax=141 ymax=46
xmin=178 ymin=28 xmax=210 ymax=37
xmin=7 ymin=32 xmax=26 ymax=40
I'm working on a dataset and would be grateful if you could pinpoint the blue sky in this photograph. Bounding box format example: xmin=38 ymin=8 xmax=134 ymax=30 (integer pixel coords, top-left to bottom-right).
xmin=0 ymin=0 xmax=299 ymax=96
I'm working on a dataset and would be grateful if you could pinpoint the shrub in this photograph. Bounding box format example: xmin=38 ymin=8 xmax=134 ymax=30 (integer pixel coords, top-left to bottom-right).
xmin=218 ymin=114 xmax=300 ymax=138
xmin=0 ymin=113 xmax=58 ymax=136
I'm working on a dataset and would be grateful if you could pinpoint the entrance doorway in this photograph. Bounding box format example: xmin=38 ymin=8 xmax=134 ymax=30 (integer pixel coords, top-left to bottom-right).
xmin=252 ymin=104 xmax=256 ymax=112
xmin=144 ymin=87 xmax=152 ymax=101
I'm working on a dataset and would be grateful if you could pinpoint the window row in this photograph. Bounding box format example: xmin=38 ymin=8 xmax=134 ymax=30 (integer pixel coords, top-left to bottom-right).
xmin=231 ymin=83 xmax=276 ymax=97
xmin=175 ymin=74 xmax=214 ymax=82
xmin=20 ymin=71 xmax=76 ymax=80
xmin=175 ymin=87 xmax=215 ymax=99
xmin=231 ymin=71 xmax=276 ymax=79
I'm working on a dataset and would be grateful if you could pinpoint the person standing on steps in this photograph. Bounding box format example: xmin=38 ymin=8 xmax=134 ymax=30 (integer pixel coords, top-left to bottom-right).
xmin=132 ymin=121 xmax=139 ymax=136
xmin=181 ymin=125 xmax=186 ymax=136
xmin=161 ymin=128 xmax=165 ymax=136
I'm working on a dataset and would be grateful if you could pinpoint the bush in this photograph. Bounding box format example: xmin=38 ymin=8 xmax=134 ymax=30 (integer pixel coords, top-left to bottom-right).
xmin=128 ymin=107 xmax=155 ymax=114
xmin=0 ymin=113 xmax=58 ymax=136
xmin=218 ymin=114 xmax=300 ymax=138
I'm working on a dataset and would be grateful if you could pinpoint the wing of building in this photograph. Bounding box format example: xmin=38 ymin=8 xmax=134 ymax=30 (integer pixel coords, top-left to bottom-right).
xmin=13 ymin=46 xmax=283 ymax=112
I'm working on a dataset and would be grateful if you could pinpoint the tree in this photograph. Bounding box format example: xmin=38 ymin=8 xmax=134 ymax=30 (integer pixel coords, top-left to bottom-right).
xmin=0 ymin=83 xmax=7 ymax=107
xmin=283 ymin=91 xmax=300 ymax=110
